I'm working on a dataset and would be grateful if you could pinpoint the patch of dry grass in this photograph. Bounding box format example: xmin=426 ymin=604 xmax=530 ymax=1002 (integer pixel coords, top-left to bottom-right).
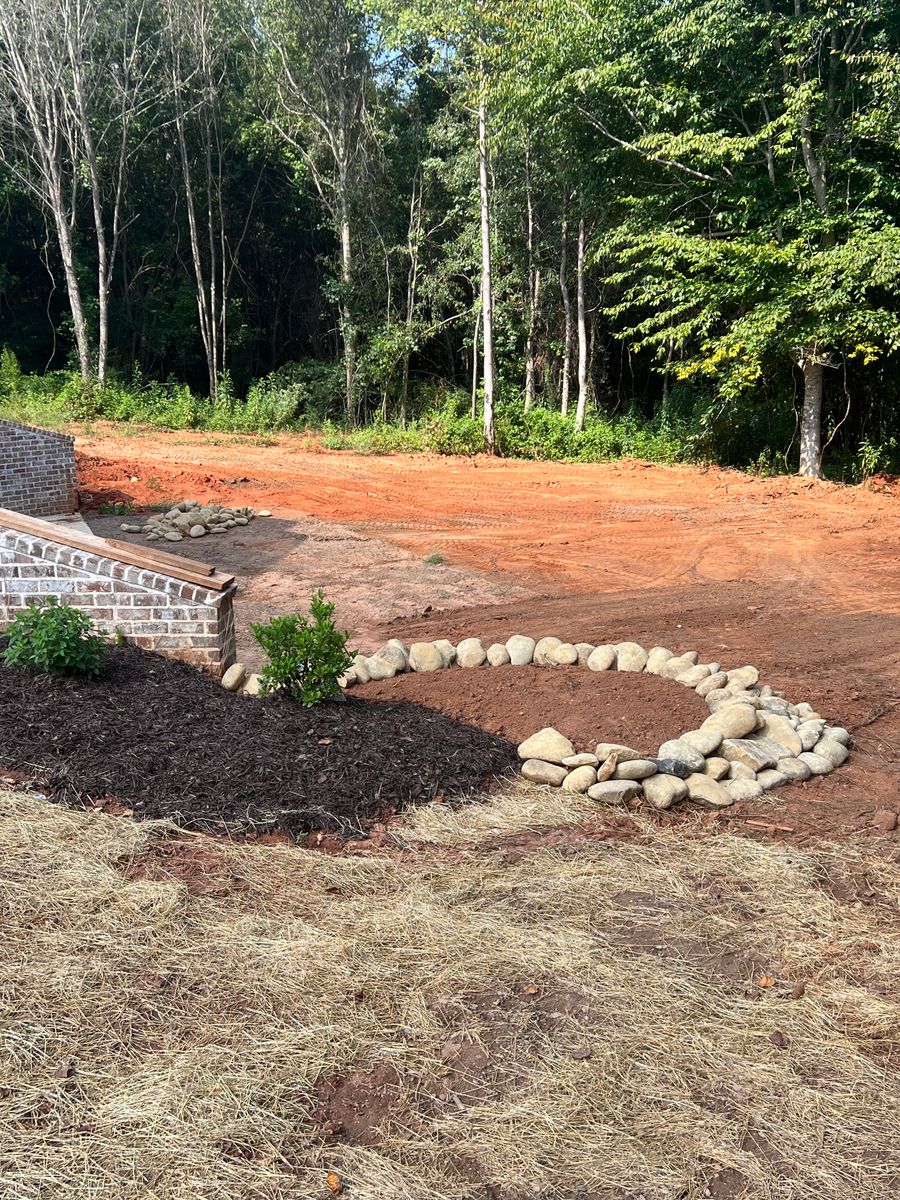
xmin=1 ymin=786 xmax=899 ymax=1200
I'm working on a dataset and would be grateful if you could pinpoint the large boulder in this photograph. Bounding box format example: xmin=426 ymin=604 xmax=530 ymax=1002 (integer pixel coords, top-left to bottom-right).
xmin=616 ymin=642 xmax=648 ymax=672
xmin=517 ymin=727 xmax=576 ymax=764
xmin=456 ymin=637 xmax=487 ymax=668
xmin=534 ymin=636 xmax=563 ymax=666
xmin=701 ymin=703 xmax=759 ymax=740
xmin=586 ymin=645 xmax=617 ymax=672
xmin=506 ymin=635 xmax=536 ymax=665
xmin=409 ymin=642 xmax=444 ymax=673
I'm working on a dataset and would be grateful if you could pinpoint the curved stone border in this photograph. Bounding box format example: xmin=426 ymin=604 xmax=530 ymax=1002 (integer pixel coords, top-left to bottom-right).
xmin=338 ymin=636 xmax=850 ymax=810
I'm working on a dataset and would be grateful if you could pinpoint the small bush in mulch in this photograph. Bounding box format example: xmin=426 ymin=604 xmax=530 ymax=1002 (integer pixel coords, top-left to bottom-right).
xmin=0 ymin=644 xmax=518 ymax=838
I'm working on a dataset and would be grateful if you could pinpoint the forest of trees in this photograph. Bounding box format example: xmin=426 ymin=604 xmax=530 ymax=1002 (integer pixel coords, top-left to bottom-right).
xmin=2 ymin=0 xmax=900 ymax=477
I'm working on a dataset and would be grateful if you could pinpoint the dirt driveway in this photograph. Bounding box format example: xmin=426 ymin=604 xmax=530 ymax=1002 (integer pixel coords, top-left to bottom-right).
xmin=76 ymin=427 xmax=900 ymax=844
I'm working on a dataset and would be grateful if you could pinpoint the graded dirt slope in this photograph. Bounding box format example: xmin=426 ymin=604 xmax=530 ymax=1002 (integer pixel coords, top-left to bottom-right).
xmin=75 ymin=430 xmax=900 ymax=844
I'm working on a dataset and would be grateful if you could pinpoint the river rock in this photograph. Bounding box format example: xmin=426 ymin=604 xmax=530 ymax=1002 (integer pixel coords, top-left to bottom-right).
xmin=704 ymin=757 xmax=730 ymax=780
xmin=587 ymin=779 xmax=642 ymax=803
xmin=506 ymin=635 xmax=536 ymax=665
xmin=614 ymin=758 xmax=658 ymax=781
xmin=534 ymin=636 xmax=563 ymax=666
xmin=562 ymin=752 xmax=600 ymax=768
xmin=433 ymin=639 xmax=457 ymax=667
xmin=645 ymin=647 xmax=674 ymax=675
xmin=595 ymin=753 xmax=619 ymax=782
xmin=521 ymin=759 xmax=568 ymax=786
xmin=676 ymin=664 xmax=711 ymax=688
xmin=757 ymin=768 xmax=787 ymax=790
xmin=701 ymin=703 xmax=759 ymax=740
xmin=681 ymin=727 xmax=723 ymax=756
xmin=797 ymin=751 xmax=834 ymax=776
xmin=518 ymin=727 xmax=576 ymax=763
xmin=189 ymin=524 xmax=206 ymax=538
xmin=720 ymin=737 xmax=786 ymax=771
xmin=486 ymin=642 xmax=511 ymax=666
xmin=587 ymin=644 xmax=617 ymax=672
xmin=221 ymin=662 xmax=246 ymax=691
xmin=728 ymin=762 xmax=757 ymax=781
xmin=724 ymin=778 xmax=764 ymax=802
xmin=456 ymin=637 xmax=487 ymax=668
xmin=757 ymin=713 xmax=802 ymax=755
xmin=812 ymin=738 xmax=849 ymax=767
xmin=562 ymin=765 xmax=598 ymax=793
xmin=777 ymin=757 xmax=812 ymax=782
xmin=642 ymin=773 xmax=688 ymax=809
xmin=825 ymin=725 xmax=851 ymax=746
xmin=660 ymin=651 xmax=699 ymax=679
xmin=727 ymin=665 xmax=760 ymax=690
xmin=684 ymin=772 xmax=733 ymax=808
xmin=164 ymin=531 xmax=183 ymax=542
xmin=365 ymin=655 xmax=397 ymax=681
xmin=352 ymin=654 xmax=371 ymax=685
xmin=409 ymin=642 xmax=444 ymax=673
xmin=551 ymin=642 xmax=579 ymax=666
xmin=657 ymin=738 xmax=706 ymax=772
xmin=574 ymin=643 xmax=595 ymax=666
xmin=595 ymin=742 xmax=643 ymax=762
xmin=243 ymin=673 xmax=263 ymax=696
xmin=379 ymin=641 xmax=408 ymax=671
xmin=616 ymin=642 xmax=648 ymax=672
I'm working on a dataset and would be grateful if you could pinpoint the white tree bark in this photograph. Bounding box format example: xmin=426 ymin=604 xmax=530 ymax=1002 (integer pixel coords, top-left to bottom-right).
xmin=478 ymin=92 xmax=495 ymax=453
xmin=559 ymin=209 xmax=573 ymax=416
xmin=798 ymin=354 xmax=824 ymax=478
xmin=574 ymin=213 xmax=589 ymax=432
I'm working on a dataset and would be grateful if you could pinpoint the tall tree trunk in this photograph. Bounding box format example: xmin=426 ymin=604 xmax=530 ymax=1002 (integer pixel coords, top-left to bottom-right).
xmin=478 ymin=92 xmax=495 ymax=453
xmin=798 ymin=354 xmax=824 ymax=478
xmin=471 ymin=304 xmax=480 ymax=419
xmin=559 ymin=206 xmax=573 ymax=416
xmin=523 ymin=142 xmax=537 ymax=412
xmin=574 ymin=214 xmax=588 ymax=432
xmin=51 ymin=188 xmax=92 ymax=384
xmin=339 ymin=201 xmax=356 ymax=421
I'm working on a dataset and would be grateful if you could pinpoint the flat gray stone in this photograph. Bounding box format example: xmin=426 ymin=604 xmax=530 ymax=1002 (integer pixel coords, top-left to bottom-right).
xmin=657 ymin=739 xmax=706 ymax=772
xmin=520 ymin=759 xmax=568 ymax=786
xmin=616 ymin=642 xmax=648 ymax=672
xmin=757 ymin=768 xmax=787 ymax=790
xmin=486 ymin=643 xmax=511 ymax=666
xmin=506 ymin=635 xmax=536 ymax=665
xmin=562 ymin=752 xmax=600 ymax=768
xmin=797 ymin=751 xmax=834 ymax=776
xmin=518 ymin=727 xmax=576 ymax=764
xmin=456 ymin=637 xmax=486 ymax=668
xmin=586 ymin=644 xmax=617 ymax=672
xmin=777 ymin=757 xmax=812 ymax=782
xmin=642 ymin=773 xmax=687 ymax=809
xmin=701 ymin=703 xmax=759 ymax=740
xmin=614 ymin=758 xmax=658 ymax=781
xmin=409 ymin=642 xmax=444 ymax=673
xmin=562 ymin=765 xmax=598 ymax=793
xmin=595 ymin=742 xmax=643 ymax=763
xmin=587 ymin=779 xmax=642 ymax=804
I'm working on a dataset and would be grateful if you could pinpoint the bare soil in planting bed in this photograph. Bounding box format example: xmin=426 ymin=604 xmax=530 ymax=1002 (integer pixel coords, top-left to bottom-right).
xmin=359 ymin=663 xmax=711 ymax=755
xmin=0 ymin=646 xmax=518 ymax=837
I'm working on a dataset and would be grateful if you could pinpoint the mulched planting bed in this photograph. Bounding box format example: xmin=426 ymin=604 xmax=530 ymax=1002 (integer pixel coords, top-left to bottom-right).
xmin=0 ymin=645 xmax=518 ymax=838
xmin=359 ymin=663 xmax=712 ymax=755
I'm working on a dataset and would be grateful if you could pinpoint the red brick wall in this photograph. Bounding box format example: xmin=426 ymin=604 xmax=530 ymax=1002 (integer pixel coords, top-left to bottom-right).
xmin=0 ymin=526 xmax=237 ymax=674
xmin=0 ymin=419 xmax=77 ymax=517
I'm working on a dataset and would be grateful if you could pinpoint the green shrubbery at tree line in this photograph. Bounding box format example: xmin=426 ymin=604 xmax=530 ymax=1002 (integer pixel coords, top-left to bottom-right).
xmin=2 ymin=0 xmax=900 ymax=480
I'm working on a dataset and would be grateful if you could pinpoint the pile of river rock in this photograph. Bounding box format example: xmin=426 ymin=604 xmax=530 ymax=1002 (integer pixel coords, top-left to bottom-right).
xmin=334 ymin=634 xmax=850 ymax=809
xmin=121 ymin=499 xmax=271 ymax=542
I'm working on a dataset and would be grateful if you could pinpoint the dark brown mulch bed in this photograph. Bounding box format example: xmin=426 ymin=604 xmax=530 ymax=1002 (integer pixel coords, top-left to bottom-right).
xmin=0 ymin=645 xmax=518 ymax=838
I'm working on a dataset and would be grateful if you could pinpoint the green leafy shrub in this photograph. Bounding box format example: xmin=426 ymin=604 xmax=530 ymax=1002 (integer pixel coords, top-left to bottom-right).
xmin=2 ymin=597 xmax=105 ymax=677
xmin=251 ymin=590 xmax=353 ymax=706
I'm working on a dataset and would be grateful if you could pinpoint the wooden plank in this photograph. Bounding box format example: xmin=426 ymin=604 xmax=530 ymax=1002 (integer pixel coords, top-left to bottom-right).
xmin=106 ymin=537 xmax=215 ymax=577
xmin=0 ymin=507 xmax=234 ymax=591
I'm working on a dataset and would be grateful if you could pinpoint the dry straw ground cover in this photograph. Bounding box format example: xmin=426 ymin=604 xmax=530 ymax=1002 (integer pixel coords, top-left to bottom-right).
xmin=1 ymin=784 xmax=899 ymax=1200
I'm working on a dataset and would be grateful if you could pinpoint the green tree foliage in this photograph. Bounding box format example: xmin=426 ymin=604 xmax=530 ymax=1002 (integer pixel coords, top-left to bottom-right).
xmin=2 ymin=0 xmax=900 ymax=476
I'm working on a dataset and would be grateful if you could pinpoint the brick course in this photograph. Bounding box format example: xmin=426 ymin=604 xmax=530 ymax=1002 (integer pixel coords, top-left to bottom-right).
xmin=0 ymin=522 xmax=237 ymax=674
xmin=0 ymin=419 xmax=77 ymax=516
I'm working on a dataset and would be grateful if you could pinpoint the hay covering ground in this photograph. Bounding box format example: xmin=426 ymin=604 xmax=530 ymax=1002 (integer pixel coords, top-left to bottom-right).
xmin=1 ymin=785 xmax=899 ymax=1200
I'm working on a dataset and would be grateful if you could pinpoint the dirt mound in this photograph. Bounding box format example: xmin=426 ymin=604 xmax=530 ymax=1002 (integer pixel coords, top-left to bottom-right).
xmin=358 ymin=663 xmax=711 ymax=755
xmin=0 ymin=646 xmax=518 ymax=837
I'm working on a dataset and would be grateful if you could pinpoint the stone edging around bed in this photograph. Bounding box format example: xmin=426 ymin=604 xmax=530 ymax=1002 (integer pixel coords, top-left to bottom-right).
xmin=337 ymin=635 xmax=850 ymax=810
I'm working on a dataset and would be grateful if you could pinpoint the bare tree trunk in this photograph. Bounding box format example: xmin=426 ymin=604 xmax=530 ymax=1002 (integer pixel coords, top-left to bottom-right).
xmin=471 ymin=303 xmax=480 ymax=419
xmin=339 ymin=203 xmax=356 ymax=421
xmin=524 ymin=269 xmax=540 ymax=412
xmin=50 ymin=181 xmax=92 ymax=383
xmin=478 ymin=91 xmax=495 ymax=453
xmin=559 ymin=207 xmax=573 ymax=416
xmin=574 ymin=214 xmax=588 ymax=432
xmin=798 ymin=355 xmax=824 ymax=478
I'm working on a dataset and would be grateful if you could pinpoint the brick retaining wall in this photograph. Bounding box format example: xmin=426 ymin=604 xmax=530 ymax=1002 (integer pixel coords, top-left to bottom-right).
xmin=0 ymin=513 xmax=236 ymax=674
xmin=0 ymin=419 xmax=77 ymax=517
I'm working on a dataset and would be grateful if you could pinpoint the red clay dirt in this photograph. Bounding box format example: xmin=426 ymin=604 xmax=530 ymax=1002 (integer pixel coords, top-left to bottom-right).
xmin=73 ymin=428 xmax=900 ymax=846
xmin=359 ymin=664 xmax=710 ymax=755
